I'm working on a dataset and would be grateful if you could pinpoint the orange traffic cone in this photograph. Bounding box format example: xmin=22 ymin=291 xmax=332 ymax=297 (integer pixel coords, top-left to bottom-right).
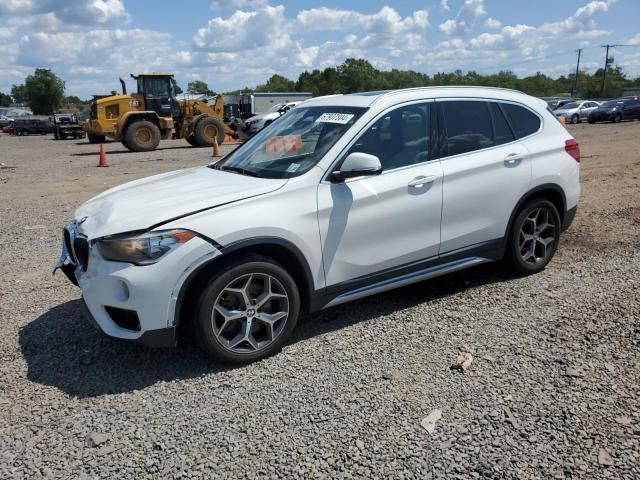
xmin=97 ymin=144 xmax=109 ymax=167
xmin=212 ymin=137 xmax=222 ymax=158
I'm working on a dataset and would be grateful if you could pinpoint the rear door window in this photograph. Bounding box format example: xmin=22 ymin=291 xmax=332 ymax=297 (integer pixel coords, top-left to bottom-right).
xmin=441 ymin=100 xmax=494 ymax=156
xmin=489 ymin=102 xmax=515 ymax=146
xmin=501 ymin=103 xmax=541 ymax=139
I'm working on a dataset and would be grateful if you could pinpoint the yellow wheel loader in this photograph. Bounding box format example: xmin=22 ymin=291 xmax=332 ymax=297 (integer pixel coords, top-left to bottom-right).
xmin=84 ymin=73 xmax=243 ymax=152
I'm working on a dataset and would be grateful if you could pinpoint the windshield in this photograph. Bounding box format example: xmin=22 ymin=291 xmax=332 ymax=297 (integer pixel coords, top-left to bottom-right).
xmin=213 ymin=106 xmax=366 ymax=179
xmin=602 ymin=100 xmax=622 ymax=108
xmin=267 ymin=103 xmax=285 ymax=113
xmin=560 ymin=102 xmax=579 ymax=109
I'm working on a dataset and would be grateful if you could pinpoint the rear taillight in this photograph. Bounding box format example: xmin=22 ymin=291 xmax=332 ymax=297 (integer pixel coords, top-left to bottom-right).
xmin=565 ymin=139 xmax=580 ymax=163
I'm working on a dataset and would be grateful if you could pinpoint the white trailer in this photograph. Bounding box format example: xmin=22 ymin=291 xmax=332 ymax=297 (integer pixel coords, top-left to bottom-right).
xmin=239 ymin=92 xmax=312 ymax=118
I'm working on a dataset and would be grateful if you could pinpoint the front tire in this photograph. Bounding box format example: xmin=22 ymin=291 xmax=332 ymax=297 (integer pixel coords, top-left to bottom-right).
xmin=193 ymin=116 xmax=226 ymax=147
xmin=194 ymin=256 xmax=300 ymax=363
xmin=124 ymin=120 xmax=161 ymax=152
xmin=571 ymin=114 xmax=579 ymax=124
xmin=613 ymin=114 xmax=621 ymax=123
xmin=506 ymin=199 xmax=561 ymax=274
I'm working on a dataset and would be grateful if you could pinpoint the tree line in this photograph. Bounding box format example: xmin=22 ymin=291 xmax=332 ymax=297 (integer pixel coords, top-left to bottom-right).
xmin=255 ymin=58 xmax=639 ymax=99
xmin=3 ymin=59 xmax=639 ymax=115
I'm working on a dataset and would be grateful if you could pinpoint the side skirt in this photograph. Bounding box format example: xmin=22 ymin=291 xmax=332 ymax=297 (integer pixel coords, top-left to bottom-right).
xmin=309 ymin=239 xmax=503 ymax=311
xmin=324 ymin=257 xmax=490 ymax=309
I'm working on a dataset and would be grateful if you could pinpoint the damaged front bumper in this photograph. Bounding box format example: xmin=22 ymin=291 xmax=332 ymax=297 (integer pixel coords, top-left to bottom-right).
xmin=54 ymin=221 xmax=222 ymax=348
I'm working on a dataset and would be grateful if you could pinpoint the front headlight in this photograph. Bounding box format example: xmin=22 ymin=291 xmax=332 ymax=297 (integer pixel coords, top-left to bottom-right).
xmin=96 ymin=229 xmax=197 ymax=265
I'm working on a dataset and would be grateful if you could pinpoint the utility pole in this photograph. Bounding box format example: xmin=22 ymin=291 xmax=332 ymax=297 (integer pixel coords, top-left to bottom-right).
xmin=601 ymin=45 xmax=611 ymax=97
xmin=573 ymin=48 xmax=581 ymax=97
xmin=600 ymin=44 xmax=634 ymax=96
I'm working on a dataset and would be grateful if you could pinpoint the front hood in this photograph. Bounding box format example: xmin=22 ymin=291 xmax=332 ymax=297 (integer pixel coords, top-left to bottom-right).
xmin=74 ymin=166 xmax=287 ymax=239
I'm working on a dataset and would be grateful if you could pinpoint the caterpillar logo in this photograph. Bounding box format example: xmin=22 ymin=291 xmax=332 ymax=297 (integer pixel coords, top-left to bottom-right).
xmin=129 ymin=100 xmax=140 ymax=107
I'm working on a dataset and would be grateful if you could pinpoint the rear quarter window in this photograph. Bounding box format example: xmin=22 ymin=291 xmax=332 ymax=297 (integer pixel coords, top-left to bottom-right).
xmin=501 ymin=103 xmax=541 ymax=139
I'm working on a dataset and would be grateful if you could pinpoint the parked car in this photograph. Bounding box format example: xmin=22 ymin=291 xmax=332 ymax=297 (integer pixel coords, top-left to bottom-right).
xmin=544 ymin=97 xmax=577 ymax=110
xmin=554 ymin=100 xmax=601 ymax=124
xmin=554 ymin=98 xmax=580 ymax=110
xmin=52 ymin=113 xmax=86 ymax=140
xmin=588 ymin=97 xmax=640 ymax=123
xmin=0 ymin=114 xmax=14 ymax=127
xmin=244 ymin=102 xmax=302 ymax=134
xmin=55 ymin=87 xmax=580 ymax=363
xmin=11 ymin=117 xmax=54 ymax=135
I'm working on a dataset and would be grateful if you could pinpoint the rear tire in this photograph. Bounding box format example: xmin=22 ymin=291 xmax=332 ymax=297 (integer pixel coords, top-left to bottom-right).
xmin=185 ymin=135 xmax=198 ymax=147
xmin=88 ymin=133 xmax=105 ymax=144
xmin=505 ymin=199 xmax=561 ymax=275
xmin=124 ymin=120 xmax=161 ymax=152
xmin=193 ymin=255 xmax=300 ymax=364
xmin=588 ymin=119 xmax=595 ymax=124
xmin=193 ymin=116 xmax=226 ymax=147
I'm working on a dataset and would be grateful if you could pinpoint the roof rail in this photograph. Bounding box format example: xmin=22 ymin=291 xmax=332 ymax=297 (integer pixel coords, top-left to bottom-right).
xmin=369 ymin=85 xmax=524 ymax=106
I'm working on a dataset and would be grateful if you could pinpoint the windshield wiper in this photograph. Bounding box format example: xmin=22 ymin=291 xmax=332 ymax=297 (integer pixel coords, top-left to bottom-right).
xmin=212 ymin=164 xmax=261 ymax=177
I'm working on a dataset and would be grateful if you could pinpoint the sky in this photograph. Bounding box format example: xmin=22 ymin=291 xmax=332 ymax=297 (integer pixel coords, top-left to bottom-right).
xmin=0 ymin=0 xmax=638 ymax=98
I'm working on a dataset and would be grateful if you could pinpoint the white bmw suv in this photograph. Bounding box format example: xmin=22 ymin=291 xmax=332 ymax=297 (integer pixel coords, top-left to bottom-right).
xmin=56 ymin=87 xmax=580 ymax=363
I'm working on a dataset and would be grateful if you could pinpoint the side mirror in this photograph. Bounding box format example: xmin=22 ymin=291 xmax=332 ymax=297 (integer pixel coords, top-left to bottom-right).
xmin=331 ymin=152 xmax=382 ymax=182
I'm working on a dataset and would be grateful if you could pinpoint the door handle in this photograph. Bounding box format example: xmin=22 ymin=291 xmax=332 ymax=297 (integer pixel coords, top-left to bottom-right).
xmin=504 ymin=153 xmax=523 ymax=166
xmin=408 ymin=175 xmax=436 ymax=188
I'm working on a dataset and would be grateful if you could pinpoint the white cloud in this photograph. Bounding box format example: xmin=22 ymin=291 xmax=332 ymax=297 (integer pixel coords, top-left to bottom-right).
xmin=0 ymin=0 xmax=129 ymax=25
xmin=630 ymin=33 xmax=640 ymax=45
xmin=193 ymin=5 xmax=289 ymax=51
xmin=210 ymin=0 xmax=266 ymax=9
xmin=485 ymin=17 xmax=501 ymax=29
xmin=439 ymin=0 xmax=486 ymax=36
xmin=539 ymin=0 xmax=615 ymax=36
xmin=296 ymin=6 xmax=429 ymax=34
xmin=439 ymin=0 xmax=450 ymax=13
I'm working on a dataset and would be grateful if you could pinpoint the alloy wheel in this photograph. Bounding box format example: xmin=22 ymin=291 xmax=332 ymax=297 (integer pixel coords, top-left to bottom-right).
xmin=212 ymin=273 xmax=289 ymax=354
xmin=519 ymin=207 xmax=557 ymax=265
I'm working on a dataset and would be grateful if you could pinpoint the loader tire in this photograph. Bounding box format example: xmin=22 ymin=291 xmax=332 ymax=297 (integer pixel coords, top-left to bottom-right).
xmin=186 ymin=135 xmax=198 ymax=147
xmin=124 ymin=120 xmax=160 ymax=152
xmin=193 ymin=116 xmax=226 ymax=147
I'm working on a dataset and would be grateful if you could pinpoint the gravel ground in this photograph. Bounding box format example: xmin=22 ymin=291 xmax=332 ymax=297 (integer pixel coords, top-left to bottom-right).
xmin=0 ymin=123 xmax=639 ymax=479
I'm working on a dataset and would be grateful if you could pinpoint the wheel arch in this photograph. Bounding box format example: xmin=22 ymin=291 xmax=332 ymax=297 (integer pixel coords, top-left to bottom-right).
xmin=504 ymin=183 xmax=567 ymax=248
xmin=120 ymin=111 xmax=160 ymax=136
xmin=175 ymin=237 xmax=315 ymax=335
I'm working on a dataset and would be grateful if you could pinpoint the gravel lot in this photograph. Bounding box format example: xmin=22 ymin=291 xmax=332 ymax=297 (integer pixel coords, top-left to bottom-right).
xmin=1 ymin=123 xmax=639 ymax=479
